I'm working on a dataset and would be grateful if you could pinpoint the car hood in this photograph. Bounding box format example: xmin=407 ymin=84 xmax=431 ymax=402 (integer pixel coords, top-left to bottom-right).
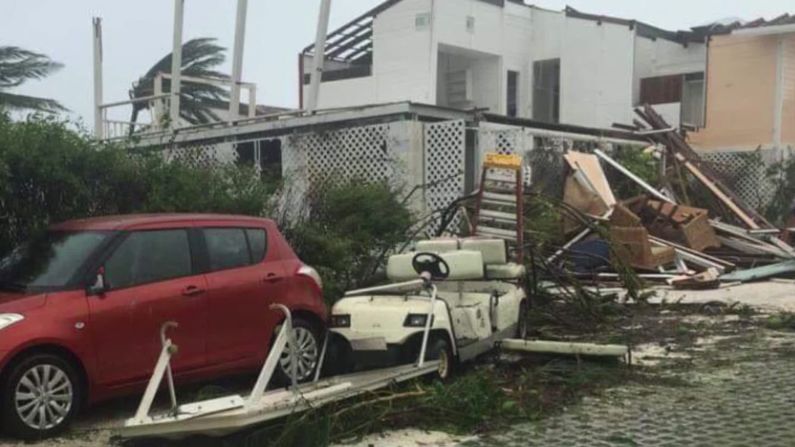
xmin=0 ymin=290 xmax=47 ymax=313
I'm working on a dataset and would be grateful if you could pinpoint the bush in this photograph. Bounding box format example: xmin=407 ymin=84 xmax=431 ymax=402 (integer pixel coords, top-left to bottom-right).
xmin=283 ymin=180 xmax=414 ymax=302
xmin=0 ymin=113 xmax=274 ymax=255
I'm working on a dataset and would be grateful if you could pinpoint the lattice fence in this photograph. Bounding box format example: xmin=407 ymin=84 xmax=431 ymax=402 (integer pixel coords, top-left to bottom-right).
xmin=701 ymin=149 xmax=780 ymax=213
xmin=163 ymin=141 xmax=237 ymax=169
xmin=281 ymin=122 xmax=405 ymax=185
xmin=424 ymin=120 xmax=466 ymax=234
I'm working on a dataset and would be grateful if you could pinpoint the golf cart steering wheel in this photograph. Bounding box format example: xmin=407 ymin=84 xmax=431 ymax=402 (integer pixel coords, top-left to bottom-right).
xmin=412 ymin=252 xmax=450 ymax=281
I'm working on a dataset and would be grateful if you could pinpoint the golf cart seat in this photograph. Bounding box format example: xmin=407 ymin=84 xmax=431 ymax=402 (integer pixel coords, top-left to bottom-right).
xmin=460 ymin=239 xmax=526 ymax=280
xmin=386 ymin=250 xmax=485 ymax=282
xmin=412 ymin=238 xmax=526 ymax=280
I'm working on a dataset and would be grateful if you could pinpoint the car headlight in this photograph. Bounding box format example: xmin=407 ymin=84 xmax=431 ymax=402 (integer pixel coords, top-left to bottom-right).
xmin=404 ymin=314 xmax=433 ymax=328
xmin=0 ymin=314 xmax=24 ymax=331
xmin=330 ymin=314 xmax=351 ymax=328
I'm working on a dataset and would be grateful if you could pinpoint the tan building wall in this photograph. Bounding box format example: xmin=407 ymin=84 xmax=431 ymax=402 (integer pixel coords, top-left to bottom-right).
xmin=782 ymin=35 xmax=795 ymax=145
xmin=690 ymin=34 xmax=779 ymax=151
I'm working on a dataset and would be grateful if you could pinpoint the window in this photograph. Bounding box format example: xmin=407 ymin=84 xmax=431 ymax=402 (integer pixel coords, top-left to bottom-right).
xmin=681 ymin=73 xmax=705 ymax=127
xmin=640 ymin=75 xmax=683 ymax=105
xmin=640 ymin=72 xmax=705 ymax=127
xmin=415 ymin=13 xmax=431 ymax=31
xmin=105 ymin=230 xmax=192 ymax=290
xmin=204 ymin=229 xmax=251 ymax=272
xmin=507 ymin=71 xmax=519 ymax=117
xmin=0 ymin=231 xmax=112 ymax=291
xmin=246 ymin=229 xmax=267 ymax=262
xmin=533 ymin=59 xmax=560 ymax=123
xmin=235 ymin=139 xmax=283 ymax=181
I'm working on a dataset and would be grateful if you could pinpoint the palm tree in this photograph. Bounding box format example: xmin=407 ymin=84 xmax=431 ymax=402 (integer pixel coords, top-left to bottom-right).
xmin=129 ymin=38 xmax=230 ymax=131
xmin=0 ymin=46 xmax=65 ymax=112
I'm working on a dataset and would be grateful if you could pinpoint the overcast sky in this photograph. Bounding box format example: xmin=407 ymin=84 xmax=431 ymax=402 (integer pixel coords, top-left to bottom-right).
xmin=1 ymin=0 xmax=792 ymax=125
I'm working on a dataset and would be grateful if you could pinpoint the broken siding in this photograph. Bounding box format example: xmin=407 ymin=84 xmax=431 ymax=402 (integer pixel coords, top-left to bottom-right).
xmin=690 ymin=34 xmax=779 ymax=151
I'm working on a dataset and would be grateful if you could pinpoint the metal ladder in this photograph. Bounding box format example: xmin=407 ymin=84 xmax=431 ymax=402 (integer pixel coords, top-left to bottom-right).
xmin=472 ymin=153 xmax=525 ymax=262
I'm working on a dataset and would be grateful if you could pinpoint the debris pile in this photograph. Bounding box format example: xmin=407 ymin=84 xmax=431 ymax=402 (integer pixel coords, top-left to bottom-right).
xmin=550 ymin=105 xmax=795 ymax=289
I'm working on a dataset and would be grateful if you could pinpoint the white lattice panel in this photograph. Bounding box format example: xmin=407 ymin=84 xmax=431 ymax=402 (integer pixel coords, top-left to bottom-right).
xmin=424 ymin=120 xmax=465 ymax=234
xmin=164 ymin=142 xmax=236 ymax=169
xmin=281 ymin=123 xmax=405 ymax=185
xmin=701 ymin=150 xmax=778 ymax=211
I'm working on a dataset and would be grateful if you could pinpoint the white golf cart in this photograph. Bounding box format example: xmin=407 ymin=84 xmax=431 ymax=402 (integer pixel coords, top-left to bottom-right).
xmin=328 ymin=238 xmax=528 ymax=378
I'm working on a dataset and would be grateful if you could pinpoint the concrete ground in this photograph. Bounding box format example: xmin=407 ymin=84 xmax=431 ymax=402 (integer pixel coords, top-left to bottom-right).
xmin=2 ymin=281 xmax=794 ymax=447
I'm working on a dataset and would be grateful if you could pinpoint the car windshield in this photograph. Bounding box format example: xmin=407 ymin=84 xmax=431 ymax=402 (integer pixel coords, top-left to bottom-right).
xmin=0 ymin=230 xmax=113 ymax=292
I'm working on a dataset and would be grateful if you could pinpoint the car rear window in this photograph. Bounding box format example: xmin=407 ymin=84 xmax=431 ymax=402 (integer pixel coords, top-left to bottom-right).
xmin=105 ymin=230 xmax=192 ymax=289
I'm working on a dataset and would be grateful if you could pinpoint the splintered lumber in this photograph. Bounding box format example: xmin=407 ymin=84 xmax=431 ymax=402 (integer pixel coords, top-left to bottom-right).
xmin=636 ymin=105 xmax=774 ymax=230
xmin=648 ymin=236 xmax=734 ymax=272
xmin=501 ymin=339 xmax=629 ymax=358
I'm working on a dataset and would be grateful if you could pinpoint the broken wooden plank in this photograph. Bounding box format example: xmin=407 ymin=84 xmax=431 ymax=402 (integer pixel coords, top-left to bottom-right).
xmin=675 ymin=154 xmax=759 ymax=229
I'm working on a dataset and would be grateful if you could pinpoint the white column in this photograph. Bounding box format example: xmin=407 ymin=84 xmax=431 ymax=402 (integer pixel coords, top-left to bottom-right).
xmin=170 ymin=0 xmax=185 ymax=129
xmin=229 ymin=0 xmax=248 ymax=121
xmin=92 ymin=17 xmax=104 ymax=139
xmin=306 ymin=0 xmax=332 ymax=113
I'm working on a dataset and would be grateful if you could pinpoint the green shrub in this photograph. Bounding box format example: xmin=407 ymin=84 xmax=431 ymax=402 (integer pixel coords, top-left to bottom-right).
xmin=0 ymin=113 xmax=274 ymax=255
xmin=284 ymin=180 xmax=414 ymax=302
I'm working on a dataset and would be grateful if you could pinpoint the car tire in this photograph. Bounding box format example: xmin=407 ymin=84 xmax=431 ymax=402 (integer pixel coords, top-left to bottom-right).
xmin=273 ymin=318 xmax=322 ymax=386
xmin=1 ymin=353 xmax=82 ymax=441
xmin=516 ymin=300 xmax=529 ymax=340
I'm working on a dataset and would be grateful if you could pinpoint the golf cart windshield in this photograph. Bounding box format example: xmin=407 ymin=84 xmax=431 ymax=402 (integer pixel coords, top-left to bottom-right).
xmin=0 ymin=230 xmax=113 ymax=292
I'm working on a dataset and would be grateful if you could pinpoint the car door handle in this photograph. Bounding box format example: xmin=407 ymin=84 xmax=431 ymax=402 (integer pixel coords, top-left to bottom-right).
xmin=182 ymin=285 xmax=205 ymax=297
xmin=263 ymin=273 xmax=283 ymax=283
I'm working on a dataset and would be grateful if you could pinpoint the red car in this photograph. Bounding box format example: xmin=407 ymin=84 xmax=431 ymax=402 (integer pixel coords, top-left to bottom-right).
xmin=0 ymin=214 xmax=326 ymax=439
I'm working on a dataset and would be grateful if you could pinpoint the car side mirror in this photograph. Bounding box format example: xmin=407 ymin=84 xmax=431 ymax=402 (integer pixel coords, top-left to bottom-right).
xmin=87 ymin=269 xmax=108 ymax=296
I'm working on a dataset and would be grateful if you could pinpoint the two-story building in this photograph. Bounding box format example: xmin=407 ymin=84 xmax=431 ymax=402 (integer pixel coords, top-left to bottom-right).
xmin=299 ymin=0 xmax=708 ymax=131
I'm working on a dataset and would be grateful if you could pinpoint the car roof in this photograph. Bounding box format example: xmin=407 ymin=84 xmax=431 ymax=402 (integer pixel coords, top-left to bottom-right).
xmin=50 ymin=214 xmax=274 ymax=231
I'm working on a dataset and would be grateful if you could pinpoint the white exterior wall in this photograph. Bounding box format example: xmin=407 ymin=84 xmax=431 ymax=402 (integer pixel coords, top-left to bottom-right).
xmin=559 ymin=17 xmax=636 ymax=128
xmin=303 ymin=0 xmax=707 ymax=131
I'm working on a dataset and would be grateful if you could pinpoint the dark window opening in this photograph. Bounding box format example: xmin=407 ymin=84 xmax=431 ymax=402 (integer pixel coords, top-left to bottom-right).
xmin=507 ymin=70 xmax=519 ymax=117
xmin=236 ymin=140 xmax=283 ymax=181
xmin=640 ymin=74 xmax=683 ymax=105
xmin=533 ymin=59 xmax=560 ymax=124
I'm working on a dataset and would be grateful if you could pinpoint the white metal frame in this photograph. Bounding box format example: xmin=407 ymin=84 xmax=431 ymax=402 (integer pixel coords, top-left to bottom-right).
xmin=121 ymin=296 xmax=440 ymax=439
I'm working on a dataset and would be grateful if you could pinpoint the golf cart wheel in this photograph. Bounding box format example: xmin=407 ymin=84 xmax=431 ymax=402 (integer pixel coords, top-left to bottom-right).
xmin=516 ymin=300 xmax=529 ymax=340
xmin=274 ymin=318 xmax=321 ymax=386
xmin=1 ymin=353 xmax=82 ymax=440
xmin=427 ymin=337 xmax=455 ymax=381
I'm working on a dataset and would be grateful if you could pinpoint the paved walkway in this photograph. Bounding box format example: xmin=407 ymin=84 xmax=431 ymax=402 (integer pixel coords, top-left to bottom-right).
xmin=468 ymin=332 xmax=795 ymax=447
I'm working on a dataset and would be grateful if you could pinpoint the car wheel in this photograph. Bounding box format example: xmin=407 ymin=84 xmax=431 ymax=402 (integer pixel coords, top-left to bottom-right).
xmin=1 ymin=353 xmax=81 ymax=440
xmin=275 ymin=318 xmax=321 ymax=386
xmin=516 ymin=300 xmax=529 ymax=340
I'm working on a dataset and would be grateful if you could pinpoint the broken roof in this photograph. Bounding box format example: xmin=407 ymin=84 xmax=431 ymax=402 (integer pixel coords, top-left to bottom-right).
xmin=564 ymin=7 xmax=705 ymax=45
xmin=691 ymin=13 xmax=795 ymax=36
xmin=303 ymin=0 xmax=709 ymax=62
